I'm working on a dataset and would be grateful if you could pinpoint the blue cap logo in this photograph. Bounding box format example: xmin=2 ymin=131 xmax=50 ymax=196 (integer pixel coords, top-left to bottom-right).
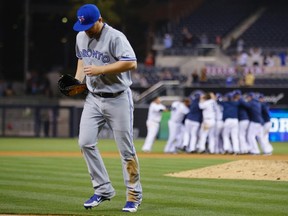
xmin=73 ymin=4 xmax=101 ymax=32
xmin=78 ymin=15 xmax=85 ymax=23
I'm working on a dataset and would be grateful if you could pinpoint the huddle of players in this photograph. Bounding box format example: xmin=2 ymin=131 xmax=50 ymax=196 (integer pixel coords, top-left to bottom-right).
xmin=164 ymin=90 xmax=273 ymax=155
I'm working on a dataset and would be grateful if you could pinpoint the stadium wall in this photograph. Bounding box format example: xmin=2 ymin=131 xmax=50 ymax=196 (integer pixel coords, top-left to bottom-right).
xmin=0 ymin=86 xmax=287 ymax=139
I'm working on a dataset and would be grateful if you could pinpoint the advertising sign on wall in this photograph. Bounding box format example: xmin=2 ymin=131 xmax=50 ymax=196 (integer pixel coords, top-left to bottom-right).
xmin=157 ymin=108 xmax=288 ymax=142
xmin=270 ymin=108 xmax=288 ymax=142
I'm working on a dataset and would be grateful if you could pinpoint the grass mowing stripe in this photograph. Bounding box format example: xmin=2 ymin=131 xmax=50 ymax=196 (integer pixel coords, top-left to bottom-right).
xmin=145 ymin=193 xmax=288 ymax=215
xmin=0 ymin=157 xmax=131 ymax=176
xmin=0 ymin=160 xmax=87 ymax=170
xmin=0 ymin=188 xmax=127 ymax=215
xmin=0 ymin=167 xmax=89 ymax=179
xmin=1 ymin=138 xmax=287 ymax=154
xmin=142 ymin=183 xmax=288 ymax=201
xmin=0 ymin=195 xmax=92 ymax=216
xmin=0 ymin=173 xmax=91 ymax=187
xmin=0 ymin=188 xmax=84 ymax=203
xmin=143 ymin=185 xmax=288 ymax=216
xmin=0 ymin=189 xmax=96 ymax=215
xmin=0 ymin=203 xmax=50 ymax=214
xmin=142 ymin=177 xmax=288 ymax=192
xmin=139 ymin=192 xmax=287 ymax=216
xmin=142 ymin=183 xmax=288 ymax=203
xmin=0 ymin=179 xmax=91 ymax=195
xmin=145 ymin=195 xmax=285 ymax=211
xmin=139 ymin=157 xmax=231 ymax=168
xmin=0 ymin=138 xmax=80 ymax=152
xmin=142 ymin=173 xmax=288 ymax=191
xmin=0 ymin=156 xmax=86 ymax=166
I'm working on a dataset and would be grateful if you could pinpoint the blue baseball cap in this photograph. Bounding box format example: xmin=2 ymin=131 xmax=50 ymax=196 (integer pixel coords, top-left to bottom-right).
xmin=190 ymin=90 xmax=204 ymax=100
xmin=247 ymin=92 xmax=254 ymax=98
xmin=226 ymin=92 xmax=233 ymax=100
xmin=216 ymin=92 xmax=222 ymax=98
xmin=73 ymin=4 xmax=101 ymax=32
xmin=233 ymin=90 xmax=242 ymax=96
xmin=258 ymin=93 xmax=264 ymax=99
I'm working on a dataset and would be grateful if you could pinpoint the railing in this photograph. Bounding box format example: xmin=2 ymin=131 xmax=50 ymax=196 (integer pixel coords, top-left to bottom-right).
xmin=0 ymin=105 xmax=82 ymax=137
xmin=133 ymin=80 xmax=181 ymax=104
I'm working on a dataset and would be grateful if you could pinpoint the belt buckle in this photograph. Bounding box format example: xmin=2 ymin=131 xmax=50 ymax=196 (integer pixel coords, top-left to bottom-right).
xmin=99 ymin=92 xmax=103 ymax=97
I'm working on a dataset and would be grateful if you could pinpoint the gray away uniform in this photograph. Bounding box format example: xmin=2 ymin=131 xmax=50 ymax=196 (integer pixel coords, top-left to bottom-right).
xmin=76 ymin=23 xmax=142 ymax=203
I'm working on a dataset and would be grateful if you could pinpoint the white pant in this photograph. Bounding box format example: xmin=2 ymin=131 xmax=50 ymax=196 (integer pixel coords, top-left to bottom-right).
xmin=142 ymin=120 xmax=160 ymax=152
xmin=214 ymin=120 xmax=224 ymax=154
xmin=197 ymin=119 xmax=216 ymax=153
xmin=263 ymin=122 xmax=272 ymax=145
xmin=247 ymin=121 xmax=273 ymax=154
xmin=261 ymin=122 xmax=273 ymax=154
xmin=164 ymin=120 xmax=183 ymax=153
xmin=222 ymin=118 xmax=239 ymax=153
xmin=238 ymin=120 xmax=250 ymax=153
xmin=182 ymin=119 xmax=200 ymax=152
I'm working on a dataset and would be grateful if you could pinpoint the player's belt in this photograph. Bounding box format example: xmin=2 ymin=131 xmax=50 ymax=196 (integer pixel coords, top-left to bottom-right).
xmin=92 ymin=91 xmax=124 ymax=98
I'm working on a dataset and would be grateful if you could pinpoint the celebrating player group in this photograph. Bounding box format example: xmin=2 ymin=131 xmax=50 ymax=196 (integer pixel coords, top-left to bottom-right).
xmin=162 ymin=90 xmax=273 ymax=155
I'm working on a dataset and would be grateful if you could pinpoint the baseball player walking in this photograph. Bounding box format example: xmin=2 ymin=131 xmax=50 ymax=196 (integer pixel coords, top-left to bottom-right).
xmin=72 ymin=4 xmax=142 ymax=212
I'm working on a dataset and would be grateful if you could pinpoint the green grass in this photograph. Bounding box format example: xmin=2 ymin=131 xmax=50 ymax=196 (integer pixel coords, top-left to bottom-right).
xmin=0 ymin=138 xmax=288 ymax=216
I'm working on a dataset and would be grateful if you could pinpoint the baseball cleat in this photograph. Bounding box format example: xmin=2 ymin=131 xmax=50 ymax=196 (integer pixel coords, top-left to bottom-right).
xmin=83 ymin=194 xmax=111 ymax=209
xmin=122 ymin=201 xmax=141 ymax=212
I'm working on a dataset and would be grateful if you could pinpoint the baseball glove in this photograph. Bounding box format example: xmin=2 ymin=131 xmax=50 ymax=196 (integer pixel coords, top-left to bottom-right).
xmin=58 ymin=74 xmax=87 ymax=96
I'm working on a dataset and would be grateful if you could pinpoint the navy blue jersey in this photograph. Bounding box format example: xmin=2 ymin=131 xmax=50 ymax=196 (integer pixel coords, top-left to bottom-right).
xmin=240 ymin=99 xmax=264 ymax=124
xmin=219 ymin=100 xmax=239 ymax=120
xmin=186 ymin=98 xmax=203 ymax=123
xmin=238 ymin=99 xmax=249 ymax=120
xmin=261 ymin=102 xmax=270 ymax=123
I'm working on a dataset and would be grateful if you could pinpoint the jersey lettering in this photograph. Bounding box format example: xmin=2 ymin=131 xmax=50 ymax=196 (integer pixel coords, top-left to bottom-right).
xmin=78 ymin=49 xmax=110 ymax=63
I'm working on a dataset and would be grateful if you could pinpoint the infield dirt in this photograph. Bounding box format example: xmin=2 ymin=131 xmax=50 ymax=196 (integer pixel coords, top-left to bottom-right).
xmin=166 ymin=159 xmax=288 ymax=181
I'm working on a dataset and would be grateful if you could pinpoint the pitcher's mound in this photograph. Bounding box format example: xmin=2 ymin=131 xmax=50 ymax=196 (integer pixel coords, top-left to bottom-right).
xmin=166 ymin=160 xmax=288 ymax=181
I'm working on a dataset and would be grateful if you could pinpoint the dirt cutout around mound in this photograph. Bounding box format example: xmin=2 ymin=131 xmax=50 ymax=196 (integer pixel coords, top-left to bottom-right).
xmin=166 ymin=160 xmax=288 ymax=181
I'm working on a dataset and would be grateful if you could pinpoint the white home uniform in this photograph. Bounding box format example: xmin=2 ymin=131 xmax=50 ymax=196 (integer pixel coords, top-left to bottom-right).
xmin=238 ymin=104 xmax=250 ymax=154
xmin=214 ymin=102 xmax=224 ymax=154
xmin=142 ymin=101 xmax=166 ymax=152
xmin=164 ymin=101 xmax=189 ymax=153
xmin=197 ymin=98 xmax=216 ymax=153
